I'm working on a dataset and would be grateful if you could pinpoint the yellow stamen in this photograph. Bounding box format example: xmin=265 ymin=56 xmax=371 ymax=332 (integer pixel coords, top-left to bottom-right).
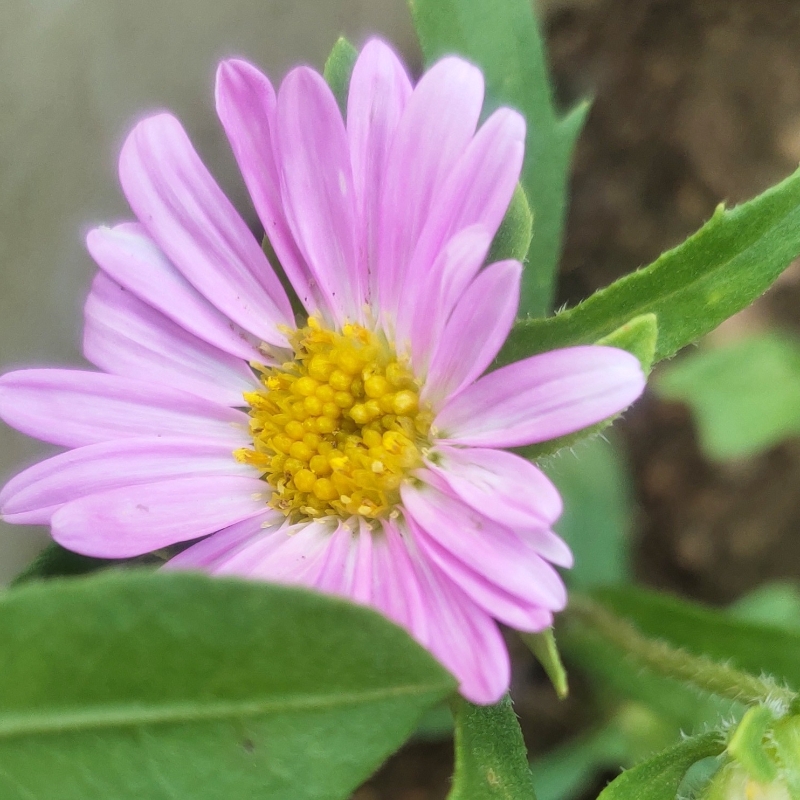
xmin=235 ymin=319 xmax=433 ymax=520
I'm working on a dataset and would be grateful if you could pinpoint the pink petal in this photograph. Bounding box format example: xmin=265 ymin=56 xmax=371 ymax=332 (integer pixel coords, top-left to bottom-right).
xmin=1 ymin=437 xmax=257 ymax=525
xmin=51 ymin=475 xmax=270 ymax=558
xmin=313 ymin=519 xmax=376 ymax=605
xmin=347 ymin=39 xmax=412 ymax=305
xmin=377 ymin=57 xmax=484 ymax=323
xmin=435 ymin=346 xmax=646 ymax=448
xmin=349 ymin=519 xmax=375 ymax=605
xmin=164 ymin=511 xmax=283 ymax=571
xmin=0 ymin=369 xmax=250 ymax=448
xmin=86 ymin=224 xmax=263 ymax=363
xmin=276 ymin=68 xmax=362 ymax=323
xmin=404 ymin=108 xmax=525 ymax=306
xmin=372 ymin=522 xmax=430 ymax=643
xmin=394 ymin=225 xmax=491 ymax=370
xmin=517 ymin=528 xmax=574 ymax=569
xmin=217 ymin=519 xmax=335 ymax=583
xmin=391 ymin=523 xmax=510 ymax=705
xmin=215 ymin=59 xmax=319 ymax=314
xmin=410 ymin=517 xmax=553 ymax=632
xmin=401 ymin=481 xmax=567 ymax=611
xmin=312 ymin=521 xmax=357 ymax=595
xmin=84 ymin=273 xmax=259 ymax=406
xmin=423 ymin=260 xmax=521 ymax=405
xmin=118 ymin=113 xmax=293 ymax=346
xmin=425 ymin=445 xmax=563 ymax=529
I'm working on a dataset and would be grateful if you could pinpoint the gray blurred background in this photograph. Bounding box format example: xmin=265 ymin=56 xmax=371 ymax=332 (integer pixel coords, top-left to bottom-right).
xmin=0 ymin=0 xmax=426 ymax=582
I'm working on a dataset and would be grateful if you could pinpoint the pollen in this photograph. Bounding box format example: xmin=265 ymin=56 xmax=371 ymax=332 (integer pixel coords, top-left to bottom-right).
xmin=235 ymin=318 xmax=433 ymax=520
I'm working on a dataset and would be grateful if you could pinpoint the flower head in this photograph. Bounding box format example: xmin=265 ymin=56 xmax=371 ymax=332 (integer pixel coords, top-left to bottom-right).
xmin=0 ymin=40 xmax=644 ymax=703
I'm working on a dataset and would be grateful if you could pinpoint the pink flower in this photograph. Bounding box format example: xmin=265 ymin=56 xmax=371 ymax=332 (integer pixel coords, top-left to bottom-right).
xmin=0 ymin=40 xmax=644 ymax=703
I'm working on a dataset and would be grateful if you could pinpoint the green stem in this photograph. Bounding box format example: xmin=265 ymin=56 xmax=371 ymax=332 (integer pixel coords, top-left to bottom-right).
xmin=567 ymin=595 xmax=798 ymax=711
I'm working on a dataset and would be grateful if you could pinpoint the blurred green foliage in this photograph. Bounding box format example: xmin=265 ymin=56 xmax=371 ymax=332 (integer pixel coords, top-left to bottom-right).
xmin=655 ymin=331 xmax=800 ymax=460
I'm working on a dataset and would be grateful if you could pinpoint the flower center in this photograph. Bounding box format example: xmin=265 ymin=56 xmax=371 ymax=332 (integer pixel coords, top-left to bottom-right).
xmin=236 ymin=318 xmax=433 ymax=521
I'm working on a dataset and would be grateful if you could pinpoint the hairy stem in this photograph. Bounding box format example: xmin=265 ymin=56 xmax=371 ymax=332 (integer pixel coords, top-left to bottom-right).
xmin=567 ymin=595 xmax=797 ymax=711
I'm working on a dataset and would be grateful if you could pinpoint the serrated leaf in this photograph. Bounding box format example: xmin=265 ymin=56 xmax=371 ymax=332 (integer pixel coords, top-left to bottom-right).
xmin=447 ymin=695 xmax=536 ymax=800
xmin=596 ymin=731 xmax=724 ymax=800
xmin=541 ymin=436 xmax=633 ymax=589
xmin=409 ymin=0 xmax=587 ymax=317
xmin=487 ymin=183 xmax=533 ymax=265
xmin=323 ymin=36 xmax=357 ymax=115
xmin=0 ymin=571 xmax=455 ymax=800
xmin=654 ymin=331 xmax=800 ymax=460
xmin=594 ymin=585 xmax=800 ymax=692
xmin=520 ymin=628 xmax=569 ymax=699
xmin=499 ymin=167 xmax=800 ymax=365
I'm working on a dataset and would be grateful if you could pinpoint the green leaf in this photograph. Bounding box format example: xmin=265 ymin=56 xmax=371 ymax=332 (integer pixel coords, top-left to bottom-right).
xmin=727 ymin=705 xmax=777 ymax=783
xmin=12 ymin=541 xmax=166 ymax=586
xmin=654 ymin=331 xmax=800 ymax=460
xmin=447 ymin=695 xmax=537 ymax=799
xmin=0 ymin=571 xmax=455 ymax=800
xmin=596 ymin=313 xmax=658 ymax=375
xmin=413 ymin=703 xmax=454 ymax=741
xmin=499 ymin=167 xmax=800 ymax=365
xmin=12 ymin=541 xmax=113 ymax=585
xmin=771 ymin=716 xmax=800 ymax=799
xmin=409 ymin=0 xmax=587 ymax=317
xmin=520 ymin=628 xmax=569 ymax=699
xmin=532 ymin=706 xmax=704 ymax=800
xmin=729 ymin=581 xmax=800 ymax=631
xmin=678 ymin=757 xmax=725 ymax=800
xmin=596 ymin=731 xmax=724 ymax=800
xmin=323 ymin=36 xmax=357 ymax=115
xmin=595 ymin=585 xmax=800 ymax=692
xmin=541 ymin=436 xmax=633 ymax=588
xmin=487 ymin=183 xmax=533 ymax=266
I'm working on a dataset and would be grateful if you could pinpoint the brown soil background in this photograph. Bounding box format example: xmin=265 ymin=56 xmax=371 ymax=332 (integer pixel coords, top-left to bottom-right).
xmin=360 ymin=1 xmax=800 ymax=797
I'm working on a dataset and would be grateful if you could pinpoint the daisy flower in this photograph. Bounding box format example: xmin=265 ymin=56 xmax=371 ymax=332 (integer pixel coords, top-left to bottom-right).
xmin=0 ymin=39 xmax=644 ymax=703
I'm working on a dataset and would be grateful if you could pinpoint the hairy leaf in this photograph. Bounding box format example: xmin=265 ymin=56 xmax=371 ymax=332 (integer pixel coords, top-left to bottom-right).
xmin=499 ymin=167 xmax=800 ymax=364
xmin=596 ymin=732 xmax=724 ymax=800
xmin=448 ymin=695 xmax=536 ymax=799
